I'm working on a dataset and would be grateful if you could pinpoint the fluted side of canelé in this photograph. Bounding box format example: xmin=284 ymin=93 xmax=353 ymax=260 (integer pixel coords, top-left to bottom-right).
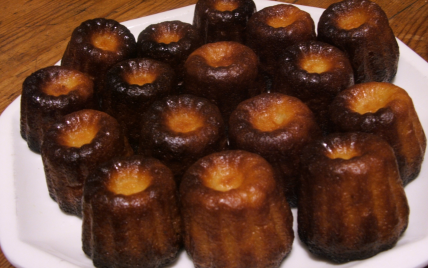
xmin=246 ymin=4 xmax=316 ymax=79
xmin=41 ymin=109 xmax=133 ymax=217
xmin=330 ymin=82 xmax=426 ymax=185
xmin=272 ymin=41 xmax=354 ymax=134
xmin=180 ymin=150 xmax=294 ymax=268
xmin=103 ymin=58 xmax=175 ymax=150
xmin=61 ymin=18 xmax=137 ymax=106
xmin=318 ymin=0 xmax=399 ymax=83
xmin=137 ymin=20 xmax=202 ymax=83
xmin=183 ymin=41 xmax=259 ymax=124
xmin=20 ymin=66 xmax=94 ymax=153
xmin=298 ymin=132 xmax=409 ymax=263
xmin=139 ymin=94 xmax=227 ymax=183
xmin=193 ymin=0 xmax=256 ymax=44
xmin=229 ymin=93 xmax=321 ymax=207
xmin=82 ymin=156 xmax=182 ymax=268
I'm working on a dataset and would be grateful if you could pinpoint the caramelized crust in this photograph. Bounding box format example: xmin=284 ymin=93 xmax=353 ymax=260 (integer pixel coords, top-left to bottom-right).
xmin=184 ymin=41 xmax=259 ymax=123
xmin=246 ymin=4 xmax=316 ymax=78
xmin=330 ymin=82 xmax=426 ymax=185
xmin=180 ymin=150 xmax=294 ymax=268
xmin=139 ymin=94 xmax=227 ymax=183
xmin=41 ymin=109 xmax=133 ymax=217
xmin=137 ymin=21 xmax=202 ymax=83
xmin=298 ymin=132 xmax=409 ymax=263
xmin=20 ymin=66 xmax=94 ymax=153
xmin=61 ymin=18 xmax=137 ymax=105
xmin=103 ymin=58 xmax=176 ymax=150
xmin=272 ymin=41 xmax=354 ymax=134
xmin=193 ymin=0 xmax=256 ymax=44
xmin=82 ymin=156 xmax=182 ymax=268
xmin=229 ymin=93 xmax=321 ymax=206
xmin=318 ymin=0 xmax=399 ymax=83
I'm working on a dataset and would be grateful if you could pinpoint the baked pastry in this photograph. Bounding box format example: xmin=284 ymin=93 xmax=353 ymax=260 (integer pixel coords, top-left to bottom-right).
xmin=41 ymin=109 xmax=133 ymax=217
xmin=61 ymin=18 xmax=137 ymax=105
xmin=298 ymin=132 xmax=409 ymax=263
xmin=103 ymin=58 xmax=176 ymax=150
xmin=318 ymin=0 xmax=399 ymax=83
xmin=20 ymin=66 xmax=94 ymax=153
xmin=193 ymin=0 xmax=256 ymax=44
xmin=139 ymin=94 xmax=227 ymax=183
xmin=329 ymin=82 xmax=426 ymax=185
xmin=180 ymin=150 xmax=294 ymax=268
xmin=246 ymin=4 xmax=316 ymax=79
xmin=82 ymin=155 xmax=182 ymax=268
xmin=229 ymin=93 xmax=321 ymax=206
xmin=272 ymin=41 xmax=354 ymax=134
xmin=137 ymin=20 xmax=202 ymax=84
xmin=183 ymin=41 xmax=259 ymax=123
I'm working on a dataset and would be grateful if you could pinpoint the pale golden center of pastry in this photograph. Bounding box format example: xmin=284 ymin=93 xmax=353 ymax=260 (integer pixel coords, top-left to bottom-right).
xmin=325 ymin=145 xmax=361 ymax=160
xmin=267 ymin=13 xmax=298 ymax=28
xmin=349 ymin=83 xmax=402 ymax=114
xmin=300 ymin=54 xmax=333 ymax=74
xmin=337 ymin=9 xmax=368 ymax=30
xmin=155 ymin=32 xmax=182 ymax=44
xmin=108 ymin=167 xmax=152 ymax=196
xmin=166 ymin=108 xmax=205 ymax=133
xmin=91 ymin=32 xmax=119 ymax=52
xmin=250 ymin=102 xmax=293 ymax=132
xmin=43 ymin=74 xmax=84 ymax=97
xmin=124 ymin=72 xmax=157 ymax=86
xmin=204 ymin=162 xmax=245 ymax=192
xmin=193 ymin=43 xmax=237 ymax=67
xmin=214 ymin=1 xmax=239 ymax=11
xmin=60 ymin=122 xmax=99 ymax=148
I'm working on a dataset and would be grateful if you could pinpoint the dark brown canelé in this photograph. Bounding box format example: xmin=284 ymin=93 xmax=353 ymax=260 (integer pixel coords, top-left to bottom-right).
xmin=137 ymin=20 xmax=202 ymax=84
xmin=139 ymin=94 xmax=227 ymax=183
xmin=183 ymin=41 xmax=259 ymax=123
xmin=329 ymin=82 xmax=426 ymax=185
xmin=103 ymin=58 xmax=176 ymax=150
xmin=41 ymin=109 xmax=133 ymax=217
xmin=229 ymin=93 xmax=321 ymax=206
xmin=298 ymin=132 xmax=409 ymax=263
xmin=272 ymin=41 xmax=354 ymax=134
xmin=180 ymin=150 xmax=294 ymax=268
xmin=193 ymin=0 xmax=256 ymax=44
xmin=317 ymin=0 xmax=399 ymax=83
xmin=246 ymin=4 xmax=316 ymax=79
xmin=61 ymin=18 xmax=137 ymax=105
xmin=20 ymin=66 xmax=94 ymax=153
xmin=82 ymin=156 xmax=182 ymax=268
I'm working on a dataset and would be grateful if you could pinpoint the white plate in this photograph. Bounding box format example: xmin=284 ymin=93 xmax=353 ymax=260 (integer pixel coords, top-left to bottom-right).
xmin=1 ymin=1 xmax=428 ymax=267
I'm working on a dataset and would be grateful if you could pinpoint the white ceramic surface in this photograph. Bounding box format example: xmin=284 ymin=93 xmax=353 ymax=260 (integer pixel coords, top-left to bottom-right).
xmin=1 ymin=1 xmax=428 ymax=267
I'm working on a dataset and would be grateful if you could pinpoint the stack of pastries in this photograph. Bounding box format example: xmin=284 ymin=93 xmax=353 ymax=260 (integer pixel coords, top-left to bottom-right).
xmin=18 ymin=0 xmax=425 ymax=267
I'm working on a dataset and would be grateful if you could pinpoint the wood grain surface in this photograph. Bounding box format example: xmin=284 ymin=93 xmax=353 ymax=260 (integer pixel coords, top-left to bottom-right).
xmin=0 ymin=0 xmax=427 ymax=267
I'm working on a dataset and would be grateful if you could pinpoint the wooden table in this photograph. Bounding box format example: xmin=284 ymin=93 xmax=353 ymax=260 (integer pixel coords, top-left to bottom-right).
xmin=0 ymin=0 xmax=426 ymax=267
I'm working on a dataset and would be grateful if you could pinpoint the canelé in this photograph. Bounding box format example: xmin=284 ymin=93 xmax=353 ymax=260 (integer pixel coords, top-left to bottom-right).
xmin=318 ymin=0 xmax=399 ymax=83
xmin=193 ymin=0 xmax=256 ymax=44
xmin=41 ymin=109 xmax=133 ymax=217
xmin=61 ymin=18 xmax=137 ymax=105
xmin=180 ymin=150 xmax=294 ymax=268
xmin=329 ymin=82 xmax=426 ymax=185
xmin=20 ymin=66 xmax=94 ymax=153
xmin=183 ymin=41 xmax=259 ymax=123
xmin=298 ymin=132 xmax=409 ymax=263
xmin=272 ymin=41 xmax=354 ymax=134
xmin=137 ymin=20 xmax=202 ymax=84
xmin=82 ymin=156 xmax=182 ymax=268
xmin=246 ymin=4 xmax=316 ymax=79
xmin=229 ymin=93 xmax=321 ymax=206
xmin=139 ymin=94 xmax=227 ymax=183
xmin=103 ymin=58 xmax=176 ymax=150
